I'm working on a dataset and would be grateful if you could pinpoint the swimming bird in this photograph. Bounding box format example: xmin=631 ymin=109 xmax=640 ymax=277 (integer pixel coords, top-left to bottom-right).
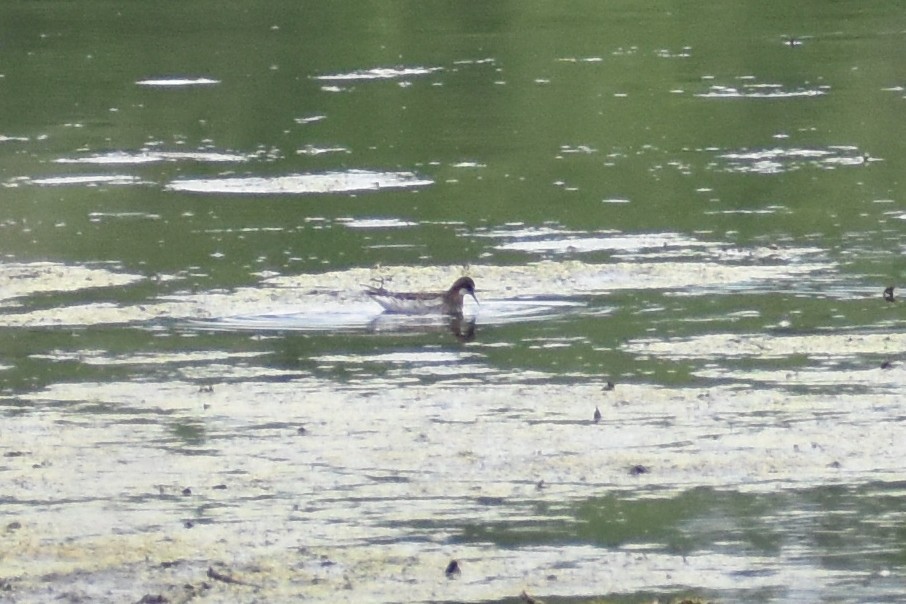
xmin=444 ymin=559 xmax=461 ymax=578
xmin=520 ymin=591 xmax=545 ymax=604
xmin=366 ymin=277 xmax=478 ymax=316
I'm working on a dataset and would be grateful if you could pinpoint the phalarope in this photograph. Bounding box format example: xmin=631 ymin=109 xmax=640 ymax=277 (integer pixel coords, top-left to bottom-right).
xmin=366 ymin=277 xmax=478 ymax=316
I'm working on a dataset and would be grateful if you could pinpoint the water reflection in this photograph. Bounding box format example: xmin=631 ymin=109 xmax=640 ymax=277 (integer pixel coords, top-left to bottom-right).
xmin=368 ymin=313 xmax=476 ymax=342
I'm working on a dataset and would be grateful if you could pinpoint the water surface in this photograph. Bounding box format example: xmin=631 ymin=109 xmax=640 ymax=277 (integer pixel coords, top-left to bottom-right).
xmin=2 ymin=1 xmax=906 ymax=602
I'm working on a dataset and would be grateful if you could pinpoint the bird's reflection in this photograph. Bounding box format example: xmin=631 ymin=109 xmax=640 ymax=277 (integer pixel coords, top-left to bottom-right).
xmin=449 ymin=315 xmax=477 ymax=342
xmin=366 ymin=313 xmax=477 ymax=342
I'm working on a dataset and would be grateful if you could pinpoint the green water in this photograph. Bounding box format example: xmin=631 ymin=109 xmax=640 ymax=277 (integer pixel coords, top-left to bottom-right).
xmin=2 ymin=2 xmax=906 ymax=602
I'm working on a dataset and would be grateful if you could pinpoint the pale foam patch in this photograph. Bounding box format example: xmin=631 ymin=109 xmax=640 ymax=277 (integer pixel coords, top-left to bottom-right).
xmin=626 ymin=331 xmax=906 ymax=360
xmin=695 ymin=364 xmax=906 ymax=390
xmin=30 ymin=349 xmax=267 ymax=366
xmin=267 ymin=252 xmax=831 ymax=299
xmin=0 ymin=262 xmax=142 ymax=301
xmin=0 ymin=247 xmax=829 ymax=328
xmin=189 ymin=253 xmax=823 ymax=332
xmin=5 ymin=377 xmax=900 ymax=600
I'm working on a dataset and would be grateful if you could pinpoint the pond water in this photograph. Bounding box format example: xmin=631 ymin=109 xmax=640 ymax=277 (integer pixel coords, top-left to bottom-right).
xmin=2 ymin=2 xmax=906 ymax=602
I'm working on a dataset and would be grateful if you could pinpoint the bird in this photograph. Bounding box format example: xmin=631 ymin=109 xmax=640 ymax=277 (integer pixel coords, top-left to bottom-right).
xmin=366 ymin=277 xmax=478 ymax=316
xmin=444 ymin=559 xmax=461 ymax=578
xmin=884 ymin=286 xmax=895 ymax=303
xmin=593 ymin=406 xmax=602 ymax=423
xmin=520 ymin=591 xmax=546 ymax=604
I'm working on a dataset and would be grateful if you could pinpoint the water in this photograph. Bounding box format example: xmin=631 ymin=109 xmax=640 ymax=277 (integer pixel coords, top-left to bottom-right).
xmin=2 ymin=1 xmax=906 ymax=602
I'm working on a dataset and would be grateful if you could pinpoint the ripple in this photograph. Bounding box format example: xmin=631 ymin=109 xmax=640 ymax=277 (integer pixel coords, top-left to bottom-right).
xmin=294 ymin=115 xmax=327 ymax=124
xmin=337 ymin=218 xmax=417 ymax=229
xmin=8 ymin=174 xmax=143 ymax=187
xmin=55 ymin=150 xmax=248 ymax=165
xmin=165 ymin=170 xmax=433 ymax=195
xmin=88 ymin=212 xmax=161 ymax=222
xmin=716 ymin=146 xmax=869 ymax=174
xmin=295 ymin=145 xmax=350 ymax=156
xmin=135 ymin=77 xmax=220 ymax=87
xmin=193 ymin=297 xmax=584 ymax=334
xmin=314 ymin=66 xmax=442 ymax=81
xmin=313 ymin=351 xmax=480 ymax=364
xmin=697 ymin=84 xmax=828 ymax=99
xmin=492 ymin=231 xmax=719 ymax=255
